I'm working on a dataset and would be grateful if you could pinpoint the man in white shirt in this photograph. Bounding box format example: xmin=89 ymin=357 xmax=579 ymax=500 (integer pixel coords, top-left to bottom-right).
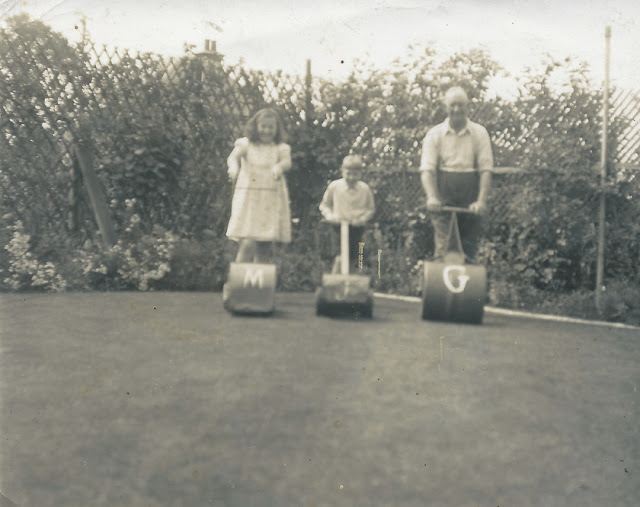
xmin=419 ymin=86 xmax=493 ymax=261
xmin=320 ymin=155 xmax=376 ymax=273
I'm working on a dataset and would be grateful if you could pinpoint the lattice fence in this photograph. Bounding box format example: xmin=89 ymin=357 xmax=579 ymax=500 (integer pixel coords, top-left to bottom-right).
xmin=611 ymin=88 xmax=640 ymax=166
xmin=2 ymin=18 xmax=640 ymax=297
xmin=0 ymin=31 xmax=320 ymax=247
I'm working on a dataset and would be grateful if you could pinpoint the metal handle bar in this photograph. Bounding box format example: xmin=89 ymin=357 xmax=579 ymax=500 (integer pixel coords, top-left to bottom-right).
xmin=319 ymin=218 xmax=346 ymax=224
xmin=319 ymin=219 xmax=368 ymax=226
xmin=440 ymin=206 xmax=476 ymax=214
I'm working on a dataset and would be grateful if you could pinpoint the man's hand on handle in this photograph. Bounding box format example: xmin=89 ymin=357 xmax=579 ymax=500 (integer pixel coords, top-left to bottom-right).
xmin=429 ymin=201 xmax=486 ymax=215
xmin=426 ymin=197 xmax=442 ymax=212
xmin=321 ymin=212 xmax=338 ymax=224
xmin=468 ymin=200 xmax=487 ymax=216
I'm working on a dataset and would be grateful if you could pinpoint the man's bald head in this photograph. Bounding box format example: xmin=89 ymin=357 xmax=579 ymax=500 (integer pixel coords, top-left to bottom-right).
xmin=443 ymin=86 xmax=469 ymax=131
xmin=443 ymin=86 xmax=469 ymax=106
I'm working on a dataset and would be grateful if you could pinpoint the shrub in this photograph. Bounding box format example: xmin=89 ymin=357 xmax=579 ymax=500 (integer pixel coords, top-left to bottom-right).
xmin=74 ymin=202 xmax=178 ymax=290
xmin=2 ymin=221 xmax=67 ymax=292
xmin=159 ymin=236 xmax=231 ymax=291
xmin=1 ymin=17 xmax=639 ymax=327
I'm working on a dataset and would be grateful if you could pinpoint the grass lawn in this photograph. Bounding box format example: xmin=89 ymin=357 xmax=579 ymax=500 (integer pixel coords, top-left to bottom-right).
xmin=1 ymin=292 xmax=638 ymax=506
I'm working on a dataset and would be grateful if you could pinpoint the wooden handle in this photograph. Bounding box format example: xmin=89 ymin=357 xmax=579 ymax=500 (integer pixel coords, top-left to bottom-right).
xmin=340 ymin=221 xmax=349 ymax=275
xmin=441 ymin=205 xmax=475 ymax=214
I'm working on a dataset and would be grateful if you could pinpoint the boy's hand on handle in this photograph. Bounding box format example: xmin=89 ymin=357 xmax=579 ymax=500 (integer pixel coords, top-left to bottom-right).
xmin=351 ymin=215 xmax=368 ymax=227
xmin=469 ymin=200 xmax=487 ymax=216
xmin=321 ymin=210 xmax=346 ymax=224
xmin=426 ymin=197 xmax=442 ymax=212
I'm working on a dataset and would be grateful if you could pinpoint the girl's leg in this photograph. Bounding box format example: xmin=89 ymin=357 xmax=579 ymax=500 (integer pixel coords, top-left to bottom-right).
xmin=236 ymin=239 xmax=256 ymax=263
xmin=254 ymin=241 xmax=273 ymax=263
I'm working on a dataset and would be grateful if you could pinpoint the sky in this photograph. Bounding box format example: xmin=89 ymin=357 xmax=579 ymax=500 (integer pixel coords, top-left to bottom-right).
xmin=1 ymin=0 xmax=639 ymax=97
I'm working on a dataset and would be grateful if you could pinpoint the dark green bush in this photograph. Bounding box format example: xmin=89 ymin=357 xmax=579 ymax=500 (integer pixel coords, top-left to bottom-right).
xmin=158 ymin=236 xmax=231 ymax=291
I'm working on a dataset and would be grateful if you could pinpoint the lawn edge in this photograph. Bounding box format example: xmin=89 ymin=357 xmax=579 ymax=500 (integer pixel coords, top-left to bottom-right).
xmin=374 ymin=292 xmax=640 ymax=330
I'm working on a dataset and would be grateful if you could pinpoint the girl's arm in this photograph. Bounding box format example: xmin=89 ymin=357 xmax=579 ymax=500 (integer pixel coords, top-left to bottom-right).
xmin=227 ymin=138 xmax=249 ymax=183
xmin=227 ymin=148 xmax=241 ymax=183
xmin=272 ymin=144 xmax=292 ymax=179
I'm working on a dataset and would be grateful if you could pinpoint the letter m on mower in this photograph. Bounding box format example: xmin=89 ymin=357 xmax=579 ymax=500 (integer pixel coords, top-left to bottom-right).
xmin=243 ymin=268 xmax=264 ymax=289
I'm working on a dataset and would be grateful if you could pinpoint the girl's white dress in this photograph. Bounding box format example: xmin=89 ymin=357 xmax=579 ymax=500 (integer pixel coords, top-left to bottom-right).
xmin=226 ymin=138 xmax=292 ymax=243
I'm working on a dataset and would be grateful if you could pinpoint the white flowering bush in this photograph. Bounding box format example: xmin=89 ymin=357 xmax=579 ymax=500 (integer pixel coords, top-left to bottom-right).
xmin=113 ymin=224 xmax=177 ymax=290
xmin=76 ymin=200 xmax=178 ymax=290
xmin=2 ymin=221 xmax=67 ymax=292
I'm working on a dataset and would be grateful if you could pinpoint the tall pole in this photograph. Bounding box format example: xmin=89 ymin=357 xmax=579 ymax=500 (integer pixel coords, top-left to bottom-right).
xmin=595 ymin=26 xmax=611 ymax=312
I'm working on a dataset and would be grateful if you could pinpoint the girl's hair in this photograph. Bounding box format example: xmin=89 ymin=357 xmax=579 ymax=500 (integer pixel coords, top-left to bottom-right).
xmin=243 ymin=108 xmax=288 ymax=144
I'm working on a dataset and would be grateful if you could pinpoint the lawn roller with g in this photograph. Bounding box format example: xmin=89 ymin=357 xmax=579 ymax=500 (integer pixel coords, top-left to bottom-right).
xmin=316 ymin=221 xmax=374 ymax=318
xmin=421 ymin=206 xmax=486 ymax=324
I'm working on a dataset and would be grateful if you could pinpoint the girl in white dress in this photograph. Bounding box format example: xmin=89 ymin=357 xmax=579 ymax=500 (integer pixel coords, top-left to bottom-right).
xmin=226 ymin=108 xmax=292 ymax=263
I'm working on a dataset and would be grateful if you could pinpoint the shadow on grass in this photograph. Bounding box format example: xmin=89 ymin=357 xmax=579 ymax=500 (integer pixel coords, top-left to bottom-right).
xmin=227 ymin=309 xmax=310 ymax=320
xmin=417 ymin=314 xmax=506 ymax=328
xmin=315 ymin=307 xmax=391 ymax=322
xmin=316 ymin=314 xmax=387 ymax=323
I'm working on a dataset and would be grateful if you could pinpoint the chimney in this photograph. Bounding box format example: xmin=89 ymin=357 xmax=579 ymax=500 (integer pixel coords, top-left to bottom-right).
xmin=196 ymin=39 xmax=222 ymax=65
xmin=204 ymin=39 xmax=218 ymax=53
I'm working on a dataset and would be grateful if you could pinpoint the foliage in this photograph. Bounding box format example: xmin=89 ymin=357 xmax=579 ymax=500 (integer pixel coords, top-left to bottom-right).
xmin=349 ymin=45 xmax=509 ymax=172
xmin=74 ymin=200 xmax=178 ymax=290
xmin=481 ymin=57 xmax=630 ymax=294
xmin=1 ymin=17 xmax=640 ymax=325
xmin=0 ymin=14 xmax=87 ymax=246
xmin=2 ymin=221 xmax=67 ymax=292
xmin=159 ymin=236 xmax=231 ymax=291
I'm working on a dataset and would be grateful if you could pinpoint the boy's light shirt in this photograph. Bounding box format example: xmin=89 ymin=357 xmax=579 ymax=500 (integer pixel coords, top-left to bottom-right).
xmin=319 ymin=178 xmax=375 ymax=224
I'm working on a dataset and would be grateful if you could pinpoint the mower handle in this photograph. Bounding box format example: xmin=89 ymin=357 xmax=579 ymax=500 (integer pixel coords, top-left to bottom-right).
xmin=440 ymin=206 xmax=477 ymax=214
xmin=319 ymin=218 xmax=365 ymax=226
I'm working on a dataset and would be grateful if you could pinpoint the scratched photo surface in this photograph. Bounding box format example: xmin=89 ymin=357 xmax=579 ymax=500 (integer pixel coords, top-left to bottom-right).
xmin=1 ymin=1 xmax=640 ymax=506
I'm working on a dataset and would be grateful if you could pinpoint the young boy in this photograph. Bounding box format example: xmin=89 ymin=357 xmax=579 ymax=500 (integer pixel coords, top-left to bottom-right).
xmin=319 ymin=155 xmax=375 ymax=273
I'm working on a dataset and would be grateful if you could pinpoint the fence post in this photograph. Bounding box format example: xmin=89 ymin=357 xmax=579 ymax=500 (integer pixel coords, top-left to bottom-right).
xmin=595 ymin=26 xmax=611 ymax=313
xmin=73 ymin=140 xmax=117 ymax=247
xmin=302 ymin=58 xmax=315 ymax=225
xmin=67 ymin=155 xmax=83 ymax=232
